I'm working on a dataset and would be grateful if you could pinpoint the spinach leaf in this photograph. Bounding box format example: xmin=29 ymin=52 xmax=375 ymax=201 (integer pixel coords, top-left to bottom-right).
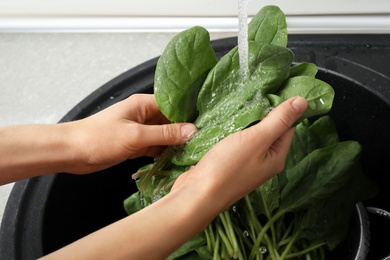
xmin=277 ymin=76 xmax=335 ymax=119
xmin=123 ymin=191 xmax=142 ymax=215
xmin=248 ymin=5 xmax=288 ymax=47
xmin=251 ymin=175 xmax=281 ymax=217
xmin=309 ymin=115 xmax=339 ymax=148
xmin=154 ymin=26 xmax=217 ymax=122
xmin=197 ymin=43 xmax=293 ymax=115
xmin=289 ymin=62 xmax=318 ymax=78
xmin=267 ymin=63 xmax=333 ymax=121
xmin=166 ymin=233 xmax=207 ymax=260
xmin=280 ymin=141 xmax=362 ymax=213
xmin=124 ymin=5 xmax=378 ymax=259
xmin=283 ymin=119 xmax=316 ymax=170
xmin=246 ymin=129 xmax=377 ymax=259
xmin=284 ymin=116 xmax=339 ymax=170
xmin=296 ymin=160 xmax=378 ymax=250
xmin=172 ymin=42 xmax=293 ymax=166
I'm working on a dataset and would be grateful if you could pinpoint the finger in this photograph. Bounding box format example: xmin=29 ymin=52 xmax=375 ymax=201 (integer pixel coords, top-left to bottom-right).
xmin=135 ymin=94 xmax=166 ymax=124
xmin=116 ymin=94 xmax=163 ymax=123
xmin=134 ymin=123 xmax=198 ymax=148
xmin=267 ymin=127 xmax=296 ymax=173
xmin=250 ymin=96 xmax=307 ymax=148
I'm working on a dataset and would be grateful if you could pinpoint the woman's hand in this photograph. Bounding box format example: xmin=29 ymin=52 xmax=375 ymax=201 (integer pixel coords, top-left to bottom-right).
xmin=0 ymin=94 xmax=196 ymax=184
xmin=67 ymin=94 xmax=197 ymax=174
xmin=173 ymin=96 xmax=308 ymax=211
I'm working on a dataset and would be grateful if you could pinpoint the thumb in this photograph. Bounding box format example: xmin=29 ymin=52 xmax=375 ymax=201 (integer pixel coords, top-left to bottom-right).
xmin=136 ymin=123 xmax=198 ymax=147
xmin=252 ymin=96 xmax=308 ymax=148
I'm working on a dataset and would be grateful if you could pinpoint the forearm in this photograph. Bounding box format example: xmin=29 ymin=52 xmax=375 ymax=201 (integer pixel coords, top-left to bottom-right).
xmin=0 ymin=124 xmax=76 ymax=184
xmin=41 ymin=180 xmax=220 ymax=260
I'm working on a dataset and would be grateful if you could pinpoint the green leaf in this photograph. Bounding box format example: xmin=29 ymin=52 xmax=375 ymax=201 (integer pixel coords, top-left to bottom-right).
xmin=253 ymin=176 xmax=281 ymax=216
xmin=266 ymin=93 xmax=284 ymax=107
xmin=277 ymin=76 xmax=335 ymax=119
xmin=123 ymin=191 xmax=143 ymax=215
xmin=171 ymin=42 xmax=293 ymax=166
xmin=248 ymin=5 xmax=288 ymax=47
xmin=166 ymin=233 xmax=208 ymax=260
xmin=309 ymin=115 xmax=339 ymax=148
xmin=123 ymin=5 xmax=378 ymax=257
xmin=280 ymin=141 xmax=362 ymax=213
xmin=289 ymin=62 xmax=318 ymax=78
xmin=170 ymin=165 xmax=189 ymax=179
xmin=284 ymin=119 xmax=315 ymax=171
xmin=154 ymin=26 xmax=217 ymax=122
xmin=197 ymin=42 xmax=293 ymax=115
xmin=296 ymin=162 xmax=378 ymax=250
xmin=284 ymin=116 xmax=339 ymax=170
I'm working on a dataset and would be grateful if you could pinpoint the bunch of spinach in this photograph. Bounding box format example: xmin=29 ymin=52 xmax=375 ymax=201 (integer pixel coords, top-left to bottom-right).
xmin=167 ymin=116 xmax=377 ymax=260
xmin=124 ymin=5 xmax=377 ymax=259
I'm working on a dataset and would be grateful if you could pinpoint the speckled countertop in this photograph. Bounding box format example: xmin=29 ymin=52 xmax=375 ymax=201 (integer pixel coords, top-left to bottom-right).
xmin=0 ymin=31 xmax=235 ymax=224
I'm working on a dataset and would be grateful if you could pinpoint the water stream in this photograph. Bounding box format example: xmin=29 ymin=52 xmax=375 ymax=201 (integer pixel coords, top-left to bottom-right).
xmin=237 ymin=0 xmax=249 ymax=78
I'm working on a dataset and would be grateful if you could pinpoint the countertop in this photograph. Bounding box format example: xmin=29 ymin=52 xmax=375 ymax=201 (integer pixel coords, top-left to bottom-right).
xmin=0 ymin=32 xmax=235 ymax=224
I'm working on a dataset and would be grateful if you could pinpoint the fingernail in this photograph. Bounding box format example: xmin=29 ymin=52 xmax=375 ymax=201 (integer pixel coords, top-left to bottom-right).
xmin=181 ymin=124 xmax=198 ymax=140
xmin=291 ymin=96 xmax=308 ymax=115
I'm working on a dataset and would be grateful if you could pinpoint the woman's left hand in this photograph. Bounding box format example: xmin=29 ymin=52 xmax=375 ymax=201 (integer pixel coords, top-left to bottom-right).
xmin=67 ymin=94 xmax=197 ymax=174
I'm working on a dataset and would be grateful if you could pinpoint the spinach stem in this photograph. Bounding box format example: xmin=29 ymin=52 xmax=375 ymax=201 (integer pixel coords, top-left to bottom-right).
xmin=249 ymin=210 xmax=284 ymax=260
xmin=213 ymin=234 xmax=221 ymax=260
xmin=277 ymin=237 xmax=292 ymax=248
xmin=208 ymin=224 xmax=216 ymax=250
xmin=163 ymin=179 xmax=175 ymax=192
xmin=140 ymin=147 xmax=173 ymax=192
xmin=278 ymin=217 xmax=293 ymax=244
xmin=244 ymin=195 xmax=279 ymax=260
xmin=279 ymin=229 xmax=299 ymax=259
xmin=260 ymin=192 xmax=277 ymax=247
xmin=234 ymin=227 xmax=248 ymax=260
xmin=244 ymin=196 xmax=262 ymax=233
xmin=140 ymin=158 xmax=167 ymax=192
xmin=221 ymin=211 xmax=239 ymax=258
xmin=131 ymin=169 xmax=150 ymax=180
xmin=284 ymin=242 xmax=326 ymax=259
xmin=204 ymin=226 xmax=213 ymax=251
xmin=262 ymin=230 xmax=278 ymax=260
xmin=216 ymin=222 xmax=234 ymax=257
xmin=152 ymin=176 xmax=169 ymax=195
xmin=232 ymin=222 xmax=253 ymax=249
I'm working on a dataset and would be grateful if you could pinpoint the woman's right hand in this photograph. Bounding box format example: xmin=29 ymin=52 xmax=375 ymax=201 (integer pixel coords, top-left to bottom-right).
xmin=172 ymin=96 xmax=308 ymax=212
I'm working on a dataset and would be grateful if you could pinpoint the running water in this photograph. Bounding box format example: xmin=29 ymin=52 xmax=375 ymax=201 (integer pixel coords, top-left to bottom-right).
xmin=237 ymin=0 xmax=249 ymax=78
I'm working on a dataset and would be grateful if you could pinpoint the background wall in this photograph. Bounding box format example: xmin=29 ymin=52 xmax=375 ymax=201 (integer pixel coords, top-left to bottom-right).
xmin=1 ymin=0 xmax=389 ymax=16
xmin=0 ymin=0 xmax=389 ymax=33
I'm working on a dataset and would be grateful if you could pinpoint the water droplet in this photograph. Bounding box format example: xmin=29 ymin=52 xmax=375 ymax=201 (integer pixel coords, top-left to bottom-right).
xmin=139 ymin=192 xmax=145 ymax=207
xmin=232 ymin=205 xmax=237 ymax=212
xmin=152 ymin=194 xmax=162 ymax=203
xmin=242 ymin=230 xmax=249 ymax=237
xmin=319 ymin=97 xmax=325 ymax=105
xmin=258 ymin=246 xmax=267 ymax=254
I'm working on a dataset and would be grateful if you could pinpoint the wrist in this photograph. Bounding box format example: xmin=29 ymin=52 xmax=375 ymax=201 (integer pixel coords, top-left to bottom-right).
xmin=28 ymin=123 xmax=77 ymax=175
xmin=169 ymin=169 xmax=225 ymax=225
xmin=0 ymin=123 xmax=76 ymax=184
xmin=56 ymin=120 xmax=97 ymax=174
